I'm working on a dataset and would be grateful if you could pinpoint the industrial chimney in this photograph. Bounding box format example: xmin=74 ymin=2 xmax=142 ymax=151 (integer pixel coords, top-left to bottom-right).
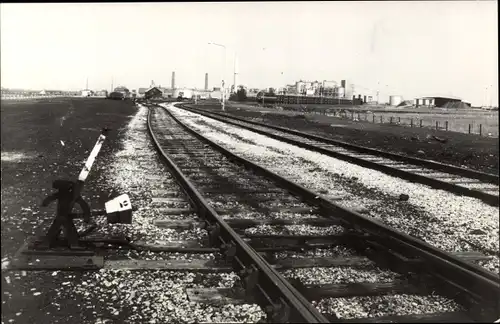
xmin=205 ymin=73 xmax=208 ymax=91
xmin=171 ymin=72 xmax=176 ymax=89
xmin=341 ymin=80 xmax=346 ymax=89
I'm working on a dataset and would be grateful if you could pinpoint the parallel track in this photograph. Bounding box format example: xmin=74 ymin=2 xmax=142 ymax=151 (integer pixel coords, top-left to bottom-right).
xmin=148 ymin=102 xmax=500 ymax=322
xmin=179 ymin=105 xmax=499 ymax=206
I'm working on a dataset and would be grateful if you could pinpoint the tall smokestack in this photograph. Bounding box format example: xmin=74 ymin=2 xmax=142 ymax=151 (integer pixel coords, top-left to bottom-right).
xmin=341 ymin=80 xmax=346 ymax=88
xmin=205 ymin=73 xmax=208 ymax=91
xmin=171 ymin=72 xmax=176 ymax=89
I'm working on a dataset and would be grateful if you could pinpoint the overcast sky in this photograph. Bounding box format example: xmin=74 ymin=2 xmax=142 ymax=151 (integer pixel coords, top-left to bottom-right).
xmin=1 ymin=1 xmax=497 ymax=106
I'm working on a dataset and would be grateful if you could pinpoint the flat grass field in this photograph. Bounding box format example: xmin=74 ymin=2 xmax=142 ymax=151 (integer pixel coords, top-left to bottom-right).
xmin=228 ymin=102 xmax=499 ymax=137
xmin=359 ymin=109 xmax=498 ymax=137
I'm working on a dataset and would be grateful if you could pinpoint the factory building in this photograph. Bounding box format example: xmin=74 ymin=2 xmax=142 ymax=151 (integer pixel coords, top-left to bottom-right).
xmin=145 ymin=87 xmax=163 ymax=99
xmin=414 ymin=96 xmax=463 ymax=108
xmin=284 ymin=79 xmax=348 ymax=99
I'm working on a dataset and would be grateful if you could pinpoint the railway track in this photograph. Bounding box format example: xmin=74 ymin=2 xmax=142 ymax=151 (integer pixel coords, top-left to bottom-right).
xmin=145 ymin=102 xmax=499 ymax=322
xmin=178 ymin=105 xmax=499 ymax=207
xmin=5 ymin=101 xmax=497 ymax=323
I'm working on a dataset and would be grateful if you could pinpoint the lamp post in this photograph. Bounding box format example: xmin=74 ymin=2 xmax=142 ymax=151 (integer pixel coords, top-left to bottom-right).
xmin=376 ymin=81 xmax=380 ymax=105
xmin=208 ymin=42 xmax=227 ymax=110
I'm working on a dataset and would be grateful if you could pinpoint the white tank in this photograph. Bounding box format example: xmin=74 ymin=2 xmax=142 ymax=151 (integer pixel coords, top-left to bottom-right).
xmin=337 ymin=87 xmax=345 ymax=98
xmin=296 ymin=81 xmax=305 ymax=95
xmin=389 ymin=96 xmax=403 ymax=106
xmin=389 ymin=95 xmax=403 ymax=106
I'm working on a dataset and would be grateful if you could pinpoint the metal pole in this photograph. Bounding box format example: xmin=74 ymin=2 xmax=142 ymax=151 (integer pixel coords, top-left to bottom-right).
xmin=222 ymin=48 xmax=226 ymax=110
xmin=233 ymin=53 xmax=237 ymax=95
xmin=221 ymin=80 xmax=225 ymax=111
xmin=208 ymin=42 xmax=227 ymax=110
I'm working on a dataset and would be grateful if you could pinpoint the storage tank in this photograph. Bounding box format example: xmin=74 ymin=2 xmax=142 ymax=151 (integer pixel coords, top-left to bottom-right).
xmin=389 ymin=95 xmax=403 ymax=106
xmin=296 ymin=81 xmax=305 ymax=95
xmin=337 ymin=87 xmax=345 ymax=98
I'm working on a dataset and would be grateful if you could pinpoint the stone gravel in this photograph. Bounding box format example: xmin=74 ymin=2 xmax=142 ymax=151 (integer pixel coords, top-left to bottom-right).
xmin=282 ymin=266 xmax=401 ymax=285
xmin=314 ymin=294 xmax=464 ymax=319
xmin=62 ymin=269 xmax=265 ymax=323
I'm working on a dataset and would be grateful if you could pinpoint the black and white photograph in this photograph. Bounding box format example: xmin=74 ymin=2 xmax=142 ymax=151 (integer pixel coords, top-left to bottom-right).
xmin=1 ymin=2 xmax=498 ymax=323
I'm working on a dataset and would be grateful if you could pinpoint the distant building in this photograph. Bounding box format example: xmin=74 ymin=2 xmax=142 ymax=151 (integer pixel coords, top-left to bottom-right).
xmin=81 ymin=89 xmax=94 ymax=97
xmin=137 ymin=88 xmax=148 ymax=98
xmin=95 ymin=90 xmax=108 ymax=97
xmin=174 ymin=88 xmax=193 ymax=99
xmin=159 ymin=87 xmax=174 ymax=98
xmin=114 ymin=86 xmax=130 ymax=98
xmin=145 ymin=87 xmax=163 ymax=99
xmin=415 ymin=96 xmax=463 ymax=108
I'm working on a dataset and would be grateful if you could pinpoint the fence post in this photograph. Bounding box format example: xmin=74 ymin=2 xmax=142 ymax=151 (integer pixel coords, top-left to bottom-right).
xmin=398 ymin=117 xmax=401 ymax=123
xmin=468 ymin=124 xmax=471 ymax=134
xmin=436 ymin=121 xmax=439 ymax=130
xmin=445 ymin=121 xmax=448 ymax=131
xmin=390 ymin=117 xmax=393 ymax=124
xmin=351 ymin=111 xmax=354 ymax=120
xmin=479 ymin=124 xmax=482 ymax=136
xmin=420 ymin=119 xmax=423 ymax=128
xmin=410 ymin=118 xmax=413 ymax=127
xmin=373 ymin=114 xmax=375 ymax=123
xmin=357 ymin=112 xmax=361 ymax=120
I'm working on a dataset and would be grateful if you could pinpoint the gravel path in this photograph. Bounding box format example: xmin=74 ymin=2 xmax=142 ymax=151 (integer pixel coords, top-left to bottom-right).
xmin=165 ymin=104 xmax=499 ymax=274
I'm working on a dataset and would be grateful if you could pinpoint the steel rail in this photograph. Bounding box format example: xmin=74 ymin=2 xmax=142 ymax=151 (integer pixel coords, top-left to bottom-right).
xmin=161 ymin=103 xmax=500 ymax=320
xmin=179 ymin=105 xmax=499 ymax=206
xmin=146 ymin=106 xmax=329 ymax=323
xmin=185 ymin=105 xmax=498 ymax=183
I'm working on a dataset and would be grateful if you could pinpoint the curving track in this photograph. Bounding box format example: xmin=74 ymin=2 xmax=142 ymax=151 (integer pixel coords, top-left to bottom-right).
xmin=146 ymin=102 xmax=499 ymax=322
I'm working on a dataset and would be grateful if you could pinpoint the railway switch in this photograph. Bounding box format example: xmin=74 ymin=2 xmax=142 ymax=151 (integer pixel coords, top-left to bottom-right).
xmin=6 ymin=128 xmax=136 ymax=271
